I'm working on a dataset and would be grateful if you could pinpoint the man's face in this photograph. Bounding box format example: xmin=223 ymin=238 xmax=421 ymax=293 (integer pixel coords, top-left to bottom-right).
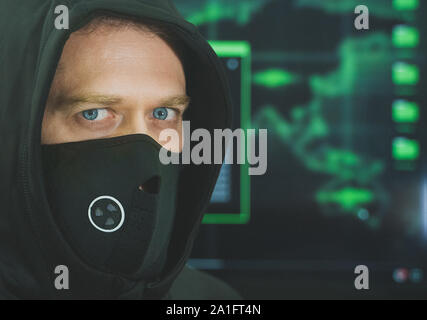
xmin=41 ymin=25 xmax=188 ymax=152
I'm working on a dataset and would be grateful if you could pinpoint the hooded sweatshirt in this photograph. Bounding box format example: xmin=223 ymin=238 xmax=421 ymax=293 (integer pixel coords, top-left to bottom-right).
xmin=0 ymin=0 xmax=238 ymax=299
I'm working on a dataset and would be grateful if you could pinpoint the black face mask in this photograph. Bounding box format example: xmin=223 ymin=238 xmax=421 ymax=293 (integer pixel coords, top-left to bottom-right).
xmin=41 ymin=134 xmax=181 ymax=278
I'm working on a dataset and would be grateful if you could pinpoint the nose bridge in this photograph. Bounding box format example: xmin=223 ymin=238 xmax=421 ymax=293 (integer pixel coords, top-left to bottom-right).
xmin=123 ymin=109 xmax=149 ymax=135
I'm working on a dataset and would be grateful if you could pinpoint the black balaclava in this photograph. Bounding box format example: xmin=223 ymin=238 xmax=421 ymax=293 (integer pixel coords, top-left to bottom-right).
xmin=42 ymin=134 xmax=181 ymax=278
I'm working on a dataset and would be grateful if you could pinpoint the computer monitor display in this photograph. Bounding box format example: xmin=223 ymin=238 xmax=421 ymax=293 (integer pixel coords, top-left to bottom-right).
xmin=174 ymin=0 xmax=427 ymax=298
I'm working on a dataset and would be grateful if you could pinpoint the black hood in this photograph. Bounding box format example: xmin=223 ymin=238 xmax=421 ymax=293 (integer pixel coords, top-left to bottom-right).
xmin=0 ymin=0 xmax=232 ymax=299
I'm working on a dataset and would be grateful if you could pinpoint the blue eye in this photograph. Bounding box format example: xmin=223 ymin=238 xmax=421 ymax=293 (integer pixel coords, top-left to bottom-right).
xmin=153 ymin=107 xmax=169 ymax=120
xmin=81 ymin=109 xmax=108 ymax=121
xmin=82 ymin=109 xmax=99 ymax=121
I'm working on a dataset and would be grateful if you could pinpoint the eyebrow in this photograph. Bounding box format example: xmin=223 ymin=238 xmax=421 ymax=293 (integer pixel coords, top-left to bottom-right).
xmin=52 ymin=93 xmax=191 ymax=112
xmin=55 ymin=94 xmax=123 ymax=109
xmin=160 ymin=95 xmax=191 ymax=108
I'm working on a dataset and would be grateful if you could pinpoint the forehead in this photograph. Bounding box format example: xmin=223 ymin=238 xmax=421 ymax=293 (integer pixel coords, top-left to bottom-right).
xmin=53 ymin=26 xmax=186 ymax=92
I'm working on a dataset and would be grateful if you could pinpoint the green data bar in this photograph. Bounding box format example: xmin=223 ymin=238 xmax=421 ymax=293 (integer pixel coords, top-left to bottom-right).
xmin=392 ymin=100 xmax=419 ymax=123
xmin=392 ymin=62 xmax=419 ymax=85
xmin=392 ymin=138 xmax=420 ymax=160
xmin=393 ymin=25 xmax=419 ymax=48
xmin=393 ymin=0 xmax=419 ymax=11
xmin=253 ymin=69 xmax=299 ymax=88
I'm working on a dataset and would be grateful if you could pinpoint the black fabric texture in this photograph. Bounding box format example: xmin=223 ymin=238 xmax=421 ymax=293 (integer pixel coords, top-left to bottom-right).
xmin=42 ymin=134 xmax=180 ymax=278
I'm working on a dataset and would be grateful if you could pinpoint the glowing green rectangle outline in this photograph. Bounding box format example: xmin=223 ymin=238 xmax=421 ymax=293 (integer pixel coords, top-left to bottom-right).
xmin=202 ymin=41 xmax=252 ymax=224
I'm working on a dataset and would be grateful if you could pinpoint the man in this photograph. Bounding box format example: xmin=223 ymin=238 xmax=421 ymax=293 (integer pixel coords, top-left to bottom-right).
xmin=0 ymin=0 xmax=238 ymax=299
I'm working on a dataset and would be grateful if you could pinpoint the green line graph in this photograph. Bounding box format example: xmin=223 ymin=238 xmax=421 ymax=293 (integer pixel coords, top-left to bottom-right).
xmin=253 ymin=34 xmax=390 ymax=227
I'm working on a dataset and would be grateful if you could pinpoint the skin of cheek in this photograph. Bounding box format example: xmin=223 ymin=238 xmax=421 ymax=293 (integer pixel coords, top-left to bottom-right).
xmin=41 ymin=110 xmax=71 ymax=145
xmin=146 ymin=116 xmax=183 ymax=153
xmin=163 ymin=120 xmax=183 ymax=153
